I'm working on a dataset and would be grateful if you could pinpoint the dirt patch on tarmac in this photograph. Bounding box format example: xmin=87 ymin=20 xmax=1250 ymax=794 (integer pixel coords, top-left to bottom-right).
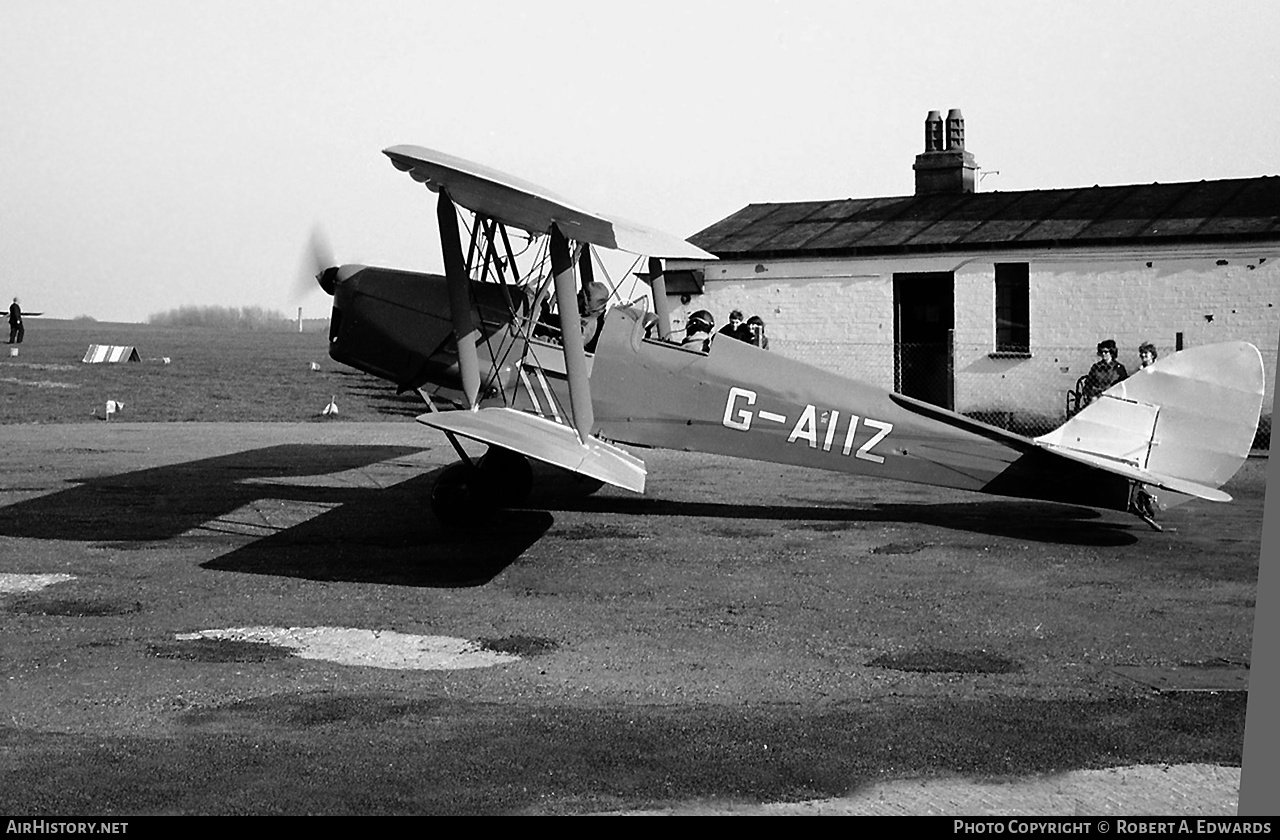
xmin=148 ymin=638 xmax=297 ymax=663
xmin=869 ymin=647 xmax=1022 ymax=674
xmin=6 ymin=595 xmax=143 ymax=617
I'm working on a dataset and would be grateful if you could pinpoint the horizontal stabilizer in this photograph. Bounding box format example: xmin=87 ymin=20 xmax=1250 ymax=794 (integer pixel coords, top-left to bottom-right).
xmin=1035 ymin=441 xmax=1232 ymax=502
xmin=417 ymin=407 xmax=646 ymax=493
xmin=1039 ymin=393 xmax=1160 ymax=467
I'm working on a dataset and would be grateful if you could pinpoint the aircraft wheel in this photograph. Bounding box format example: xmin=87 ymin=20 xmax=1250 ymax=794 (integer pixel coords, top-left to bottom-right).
xmin=478 ymin=447 xmax=533 ymax=507
xmin=430 ymin=462 xmax=491 ymax=524
xmin=569 ymin=475 xmax=605 ymax=496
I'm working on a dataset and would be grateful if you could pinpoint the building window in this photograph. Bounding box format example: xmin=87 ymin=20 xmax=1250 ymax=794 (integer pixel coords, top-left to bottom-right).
xmin=994 ymin=263 xmax=1029 ymax=355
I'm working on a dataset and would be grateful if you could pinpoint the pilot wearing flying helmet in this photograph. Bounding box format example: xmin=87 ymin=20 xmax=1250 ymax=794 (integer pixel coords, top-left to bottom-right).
xmin=681 ymin=310 xmax=715 ymax=352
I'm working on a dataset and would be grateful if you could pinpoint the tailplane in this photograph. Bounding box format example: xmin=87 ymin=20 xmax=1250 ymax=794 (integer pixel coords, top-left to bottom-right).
xmin=1035 ymin=341 xmax=1265 ymax=507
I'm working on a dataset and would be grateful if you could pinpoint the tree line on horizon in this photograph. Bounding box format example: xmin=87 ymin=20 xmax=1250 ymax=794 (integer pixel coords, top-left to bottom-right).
xmin=147 ymin=305 xmax=298 ymax=331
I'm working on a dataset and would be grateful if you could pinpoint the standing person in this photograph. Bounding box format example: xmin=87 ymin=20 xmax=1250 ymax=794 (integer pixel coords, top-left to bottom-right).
xmin=1138 ymin=342 xmax=1158 ymax=369
xmin=745 ymin=315 xmax=769 ymax=350
xmin=1083 ymin=338 xmax=1127 ymax=404
xmin=8 ymin=297 xmax=22 ymax=344
xmin=718 ymin=309 xmax=746 ymax=341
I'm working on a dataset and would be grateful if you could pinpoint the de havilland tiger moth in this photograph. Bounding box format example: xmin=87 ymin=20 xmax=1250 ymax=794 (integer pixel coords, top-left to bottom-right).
xmin=308 ymin=145 xmax=1265 ymax=532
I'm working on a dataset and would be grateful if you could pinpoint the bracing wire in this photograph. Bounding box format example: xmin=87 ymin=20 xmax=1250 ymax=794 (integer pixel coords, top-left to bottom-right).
xmin=451 ymin=200 xmax=649 ymax=426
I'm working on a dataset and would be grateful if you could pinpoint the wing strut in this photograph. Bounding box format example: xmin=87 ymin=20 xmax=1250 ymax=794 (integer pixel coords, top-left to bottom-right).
xmin=437 ymin=190 xmax=481 ymax=409
xmin=550 ymin=223 xmax=594 ymax=442
xmin=645 ymin=257 xmax=674 ymax=339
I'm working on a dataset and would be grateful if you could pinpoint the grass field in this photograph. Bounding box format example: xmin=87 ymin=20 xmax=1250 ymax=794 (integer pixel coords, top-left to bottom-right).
xmin=0 ymin=318 xmax=423 ymax=423
xmin=3 ymin=317 xmax=1270 ymax=448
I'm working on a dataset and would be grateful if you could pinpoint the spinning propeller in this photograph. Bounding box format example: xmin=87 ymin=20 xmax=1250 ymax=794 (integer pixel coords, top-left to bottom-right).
xmin=297 ymin=227 xmax=360 ymax=299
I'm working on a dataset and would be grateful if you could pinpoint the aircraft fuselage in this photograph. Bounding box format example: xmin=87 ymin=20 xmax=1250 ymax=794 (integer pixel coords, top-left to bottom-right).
xmin=587 ymin=306 xmax=1132 ymax=512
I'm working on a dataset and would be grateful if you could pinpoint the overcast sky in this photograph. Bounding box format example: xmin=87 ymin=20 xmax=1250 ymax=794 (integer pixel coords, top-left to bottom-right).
xmin=3 ymin=0 xmax=1277 ymax=323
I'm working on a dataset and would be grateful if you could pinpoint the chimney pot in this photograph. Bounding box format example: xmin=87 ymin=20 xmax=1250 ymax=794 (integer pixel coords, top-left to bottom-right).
xmin=946 ymin=108 xmax=965 ymax=150
xmin=924 ymin=110 xmax=944 ymax=152
xmin=913 ymin=108 xmax=978 ymax=195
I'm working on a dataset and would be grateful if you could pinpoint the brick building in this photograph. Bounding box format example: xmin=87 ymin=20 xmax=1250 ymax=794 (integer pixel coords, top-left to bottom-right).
xmin=665 ymin=110 xmax=1280 ymax=438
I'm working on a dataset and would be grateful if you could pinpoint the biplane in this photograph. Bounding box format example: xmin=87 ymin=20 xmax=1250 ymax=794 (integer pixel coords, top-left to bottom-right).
xmin=312 ymin=145 xmax=1265 ymax=531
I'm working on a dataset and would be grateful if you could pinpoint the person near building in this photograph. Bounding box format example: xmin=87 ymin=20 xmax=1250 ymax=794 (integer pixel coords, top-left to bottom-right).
xmin=1083 ymin=338 xmax=1128 ymax=404
xmin=1138 ymin=342 xmax=1158 ymax=369
xmin=718 ymin=309 xmax=747 ymax=342
xmin=745 ymin=315 xmax=770 ymax=350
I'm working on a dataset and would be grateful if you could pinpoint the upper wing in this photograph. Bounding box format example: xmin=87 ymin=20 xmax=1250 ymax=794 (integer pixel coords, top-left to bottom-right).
xmin=383 ymin=145 xmax=716 ymax=261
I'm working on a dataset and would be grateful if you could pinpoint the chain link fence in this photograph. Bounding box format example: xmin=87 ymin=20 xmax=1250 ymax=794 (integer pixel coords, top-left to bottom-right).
xmin=777 ymin=338 xmax=1274 ymax=451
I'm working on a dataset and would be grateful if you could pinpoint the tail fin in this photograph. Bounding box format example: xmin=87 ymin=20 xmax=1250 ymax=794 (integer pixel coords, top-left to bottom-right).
xmin=1036 ymin=341 xmax=1264 ymax=496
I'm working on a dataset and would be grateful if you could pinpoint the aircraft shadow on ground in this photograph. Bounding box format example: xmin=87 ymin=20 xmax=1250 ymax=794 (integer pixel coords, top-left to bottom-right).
xmin=203 ymin=472 xmax=553 ymax=588
xmin=0 ymin=445 xmax=1136 ymax=592
xmin=0 ymin=444 xmax=550 ymax=588
xmin=529 ymin=494 xmax=1140 ymax=547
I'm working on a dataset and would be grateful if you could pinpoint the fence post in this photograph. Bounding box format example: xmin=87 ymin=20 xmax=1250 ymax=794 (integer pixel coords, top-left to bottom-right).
xmin=947 ymin=329 xmax=956 ymax=410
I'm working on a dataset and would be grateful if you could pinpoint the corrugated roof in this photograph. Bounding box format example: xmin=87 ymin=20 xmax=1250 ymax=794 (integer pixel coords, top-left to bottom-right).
xmin=688 ymin=177 xmax=1280 ymax=259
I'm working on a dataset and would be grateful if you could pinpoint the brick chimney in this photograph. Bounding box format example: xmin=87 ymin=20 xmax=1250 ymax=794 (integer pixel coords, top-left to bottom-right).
xmin=913 ymin=108 xmax=978 ymax=195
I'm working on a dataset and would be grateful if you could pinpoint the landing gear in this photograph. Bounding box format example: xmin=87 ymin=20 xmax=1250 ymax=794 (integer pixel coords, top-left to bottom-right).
xmin=1128 ymin=482 xmax=1163 ymax=532
xmin=428 ymin=447 xmax=533 ymax=523
xmin=567 ymin=474 xmax=605 ymax=496
xmin=429 ymin=462 xmax=488 ymax=523
xmin=477 ymin=447 xmax=533 ymax=507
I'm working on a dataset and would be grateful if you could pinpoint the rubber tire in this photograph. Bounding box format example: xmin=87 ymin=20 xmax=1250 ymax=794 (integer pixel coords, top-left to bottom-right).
xmin=430 ymin=462 xmax=489 ymax=524
xmin=477 ymin=448 xmax=533 ymax=507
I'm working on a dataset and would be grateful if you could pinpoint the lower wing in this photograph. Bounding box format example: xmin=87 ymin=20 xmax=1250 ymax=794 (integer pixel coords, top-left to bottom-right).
xmin=417 ymin=407 xmax=646 ymax=493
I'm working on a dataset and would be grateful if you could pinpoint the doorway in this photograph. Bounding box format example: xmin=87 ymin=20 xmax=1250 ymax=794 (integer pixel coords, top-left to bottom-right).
xmin=893 ymin=272 xmax=954 ymax=409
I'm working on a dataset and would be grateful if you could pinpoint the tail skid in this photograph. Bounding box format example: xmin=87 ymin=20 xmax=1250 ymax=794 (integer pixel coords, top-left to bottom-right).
xmin=1034 ymin=341 xmax=1264 ymax=509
